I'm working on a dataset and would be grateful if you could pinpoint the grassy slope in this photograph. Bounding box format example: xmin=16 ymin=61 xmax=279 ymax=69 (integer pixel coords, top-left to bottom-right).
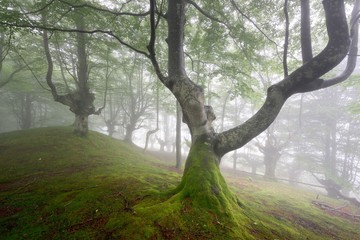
xmin=0 ymin=127 xmax=359 ymax=239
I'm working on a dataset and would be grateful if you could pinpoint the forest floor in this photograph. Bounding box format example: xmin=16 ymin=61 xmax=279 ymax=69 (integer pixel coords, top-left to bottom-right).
xmin=0 ymin=126 xmax=359 ymax=239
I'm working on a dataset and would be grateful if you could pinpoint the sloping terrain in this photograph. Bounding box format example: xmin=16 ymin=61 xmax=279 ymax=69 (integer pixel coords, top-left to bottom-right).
xmin=0 ymin=127 xmax=359 ymax=239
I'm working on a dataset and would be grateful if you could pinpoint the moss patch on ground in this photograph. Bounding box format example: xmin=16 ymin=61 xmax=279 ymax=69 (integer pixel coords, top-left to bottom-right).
xmin=0 ymin=127 xmax=359 ymax=239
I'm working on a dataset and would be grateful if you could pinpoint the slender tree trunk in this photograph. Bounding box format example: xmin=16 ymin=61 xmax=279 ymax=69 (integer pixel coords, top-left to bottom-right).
xmin=74 ymin=114 xmax=89 ymax=136
xmin=106 ymin=120 xmax=116 ymax=137
xmin=0 ymin=32 xmax=4 ymax=73
xmin=16 ymin=93 xmax=33 ymax=130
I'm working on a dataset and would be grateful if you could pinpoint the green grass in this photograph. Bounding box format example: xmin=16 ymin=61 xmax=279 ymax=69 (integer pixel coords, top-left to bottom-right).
xmin=0 ymin=127 xmax=359 ymax=239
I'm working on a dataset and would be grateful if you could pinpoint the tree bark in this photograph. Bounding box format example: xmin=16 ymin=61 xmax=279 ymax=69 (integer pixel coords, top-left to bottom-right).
xmin=300 ymin=0 xmax=313 ymax=63
xmin=171 ymin=134 xmax=241 ymax=215
xmin=176 ymin=101 xmax=182 ymax=169
xmin=74 ymin=114 xmax=89 ymax=137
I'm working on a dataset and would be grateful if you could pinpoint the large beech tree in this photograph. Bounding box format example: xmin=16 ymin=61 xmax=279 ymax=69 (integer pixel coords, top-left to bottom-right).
xmin=144 ymin=0 xmax=357 ymax=213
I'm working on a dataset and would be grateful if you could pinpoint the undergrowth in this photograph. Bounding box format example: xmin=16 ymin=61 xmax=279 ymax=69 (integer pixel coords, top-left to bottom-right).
xmin=0 ymin=127 xmax=359 ymax=239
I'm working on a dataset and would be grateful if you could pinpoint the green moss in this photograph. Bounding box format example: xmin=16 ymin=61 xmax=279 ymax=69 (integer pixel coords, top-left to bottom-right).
xmin=174 ymin=138 xmax=239 ymax=210
xmin=0 ymin=127 xmax=359 ymax=239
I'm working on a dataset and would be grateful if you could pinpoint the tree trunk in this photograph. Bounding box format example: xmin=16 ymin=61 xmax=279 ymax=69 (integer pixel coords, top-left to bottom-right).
xmin=146 ymin=0 xmax=351 ymax=219
xmin=263 ymin=141 xmax=281 ymax=180
xmin=22 ymin=93 xmax=33 ymax=129
xmin=106 ymin=120 xmax=116 ymax=137
xmin=176 ymin=101 xmax=182 ymax=169
xmin=171 ymin=134 xmax=241 ymax=215
xmin=74 ymin=114 xmax=89 ymax=136
xmin=264 ymin=155 xmax=279 ymax=180
xmin=124 ymin=123 xmax=135 ymax=144
xmin=42 ymin=14 xmax=104 ymax=137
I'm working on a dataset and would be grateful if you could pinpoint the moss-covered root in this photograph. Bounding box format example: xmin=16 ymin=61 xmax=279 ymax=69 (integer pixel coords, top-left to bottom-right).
xmin=171 ymin=135 xmax=242 ymax=219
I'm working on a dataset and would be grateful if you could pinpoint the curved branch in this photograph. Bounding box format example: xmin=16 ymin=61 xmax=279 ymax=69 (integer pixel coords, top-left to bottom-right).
xmin=0 ymin=21 xmax=149 ymax=57
xmin=23 ymin=0 xmax=56 ymax=15
xmin=57 ymin=0 xmax=150 ymax=17
xmin=187 ymin=0 xmax=227 ymax=26
xmin=297 ymin=0 xmax=360 ymax=92
xmin=42 ymin=15 xmax=73 ymax=107
xmin=0 ymin=66 xmax=24 ymax=88
xmin=16 ymin=52 xmax=50 ymax=91
xmin=320 ymin=0 xmax=360 ymax=88
xmin=230 ymin=0 xmax=279 ymax=47
xmin=22 ymin=0 xmax=149 ymax=17
xmin=42 ymin=25 xmax=58 ymax=99
xmin=146 ymin=0 xmax=168 ymax=85
xmin=215 ymin=0 xmax=350 ymax=157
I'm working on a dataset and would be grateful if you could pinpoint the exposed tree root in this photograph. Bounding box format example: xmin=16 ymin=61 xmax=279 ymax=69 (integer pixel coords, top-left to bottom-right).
xmin=312 ymin=200 xmax=360 ymax=220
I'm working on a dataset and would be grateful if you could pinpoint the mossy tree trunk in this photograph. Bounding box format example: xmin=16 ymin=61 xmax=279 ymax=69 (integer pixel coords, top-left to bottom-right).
xmin=146 ymin=0 xmax=351 ymax=212
xmin=172 ymin=134 xmax=241 ymax=216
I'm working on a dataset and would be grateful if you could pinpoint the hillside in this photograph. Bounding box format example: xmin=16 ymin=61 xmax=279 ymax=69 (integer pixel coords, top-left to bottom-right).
xmin=0 ymin=127 xmax=359 ymax=239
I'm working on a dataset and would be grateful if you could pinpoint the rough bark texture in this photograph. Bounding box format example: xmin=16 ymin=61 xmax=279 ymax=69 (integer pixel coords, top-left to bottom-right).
xmin=176 ymin=101 xmax=182 ymax=169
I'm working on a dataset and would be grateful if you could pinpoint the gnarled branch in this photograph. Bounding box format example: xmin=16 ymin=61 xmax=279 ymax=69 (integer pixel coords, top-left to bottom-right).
xmin=215 ymin=0 xmax=350 ymax=157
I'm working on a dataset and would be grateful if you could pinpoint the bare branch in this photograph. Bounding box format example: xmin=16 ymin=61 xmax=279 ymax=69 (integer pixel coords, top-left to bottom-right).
xmin=0 ymin=21 xmax=149 ymax=57
xmin=16 ymin=52 xmax=50 ymax=91
xmin=23 ymin=0 xmax=57 ymax=15
xmin=42 ymin=25 xmax=59 ymax=99
xmin=57 ymin=0 xmax=150 ymax=17
xmin=283 ymin=0 xmax=289 ymax=78
xmin=230 ymin=0 xmax=279 ymax=47
xmin=146 ymin=0 xmax=168 ymax=85
xmin=21 ymin=0 xmax=149 ymax=17
xmin=94 ymin=51 xmax=113 ymax=115
xmin=186 ymin=0 xmax=227 ymax=26
xmin=0 ymin=66 xmax=24 ymax=88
